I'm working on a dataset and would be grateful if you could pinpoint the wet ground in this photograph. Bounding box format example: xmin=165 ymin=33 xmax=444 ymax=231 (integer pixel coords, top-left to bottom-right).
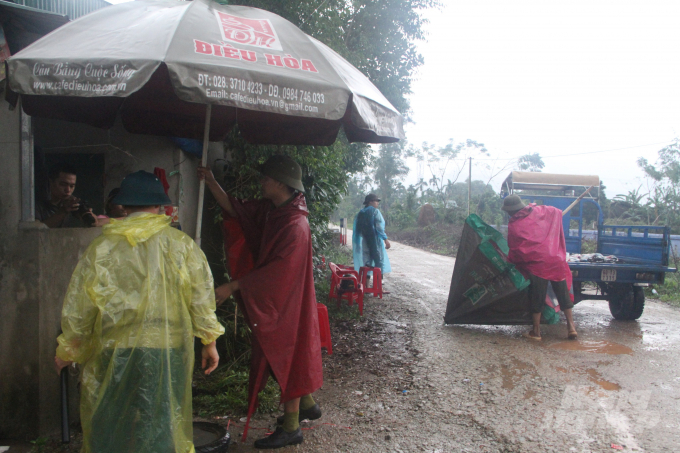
xmin=235 ymin=240 xmax=680 ymax=453
xmin=11 ymin=240 xmax=680 ymax=453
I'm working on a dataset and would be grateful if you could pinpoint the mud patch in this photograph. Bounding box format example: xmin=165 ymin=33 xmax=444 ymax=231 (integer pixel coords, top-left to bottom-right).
xmin=585 ymin=368 xmax=621 ymax=391
xmin=500 ymin=358 xmax=536 ymax=390
xmin=549 ymin=340 xmax=633 ymax=355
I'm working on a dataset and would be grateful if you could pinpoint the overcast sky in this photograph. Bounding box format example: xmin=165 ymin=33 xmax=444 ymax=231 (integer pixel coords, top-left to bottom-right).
xmin=108 ymin=0 xmax=680 ymax=197
xmin=405 ymin=0 xmax=680 ymax=197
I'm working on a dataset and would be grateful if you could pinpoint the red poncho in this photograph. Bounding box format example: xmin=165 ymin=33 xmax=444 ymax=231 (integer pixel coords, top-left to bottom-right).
xmin=226 ymin=193 xmax=323 ymax=404
xmin=507 ymin=204 xmax=571 ymax=282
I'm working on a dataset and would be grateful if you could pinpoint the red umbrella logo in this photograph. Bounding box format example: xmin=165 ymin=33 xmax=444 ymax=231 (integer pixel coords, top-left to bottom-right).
xmin=215 ymin=12 xmax=282 ymax=51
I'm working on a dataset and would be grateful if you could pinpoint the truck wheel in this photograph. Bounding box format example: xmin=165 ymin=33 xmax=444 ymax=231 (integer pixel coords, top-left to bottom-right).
xmin=630 ymin=286 xmax=645 ymax=319
xmin=608 ymin=285 xmax=645 ymax=320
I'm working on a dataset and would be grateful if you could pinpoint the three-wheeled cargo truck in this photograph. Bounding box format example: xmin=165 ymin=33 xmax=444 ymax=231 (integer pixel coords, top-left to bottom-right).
xmin=501 ymin=171 xmax=677 ymax=320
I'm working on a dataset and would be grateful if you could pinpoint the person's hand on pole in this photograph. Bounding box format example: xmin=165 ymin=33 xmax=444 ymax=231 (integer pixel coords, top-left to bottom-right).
xmin=201 ymin=341 xmax=219 ymax=375
xmin=197 ymin=166 xmax=236 ymax=217
xmin=54 ymin=356 xmax=73 ymax=376
xmin=197 ymin=166 xmax=217 ymax=185
xmin=215 ymin=280 xmax=239 ymax=306
xmin=384 ymin=239 xmax=391 ymax=249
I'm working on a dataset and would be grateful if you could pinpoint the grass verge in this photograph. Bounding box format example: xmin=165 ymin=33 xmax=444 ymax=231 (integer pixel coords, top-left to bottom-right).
xmin=646 ymin=271 xmax=680 ymax=308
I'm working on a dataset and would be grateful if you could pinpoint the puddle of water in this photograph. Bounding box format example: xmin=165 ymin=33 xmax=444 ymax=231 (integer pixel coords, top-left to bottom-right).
xmin=500 ymin=358 xmax=535 ymax=390
xmin=585 ymin=368 xmax=621 ymax=391
xmin=549 ymin=340 xmax=633 ymax=355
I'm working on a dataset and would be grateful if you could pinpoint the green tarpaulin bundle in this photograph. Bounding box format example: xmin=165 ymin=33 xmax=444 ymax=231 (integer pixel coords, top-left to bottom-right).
xmin=444 ymin=215 xmax=559 ymax=325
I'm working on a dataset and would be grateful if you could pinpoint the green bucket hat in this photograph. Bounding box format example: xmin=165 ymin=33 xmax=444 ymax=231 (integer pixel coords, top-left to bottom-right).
xmin=260 ymin=155 xmax=305 ymax=193
xmin=112 ymin=170 xmax=172 ymax=206
xmin=501 ymin=194 xmax=527 ymax=212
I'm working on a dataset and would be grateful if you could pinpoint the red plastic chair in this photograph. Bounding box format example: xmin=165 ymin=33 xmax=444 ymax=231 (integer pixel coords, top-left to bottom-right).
xmin=359 ymin=266 xmax=383 ymax=299
xmin=328 ymin=263 xmax=355 ymax=299
xmin=317 ymin=303 xmax=332 ymax=355
xmin=328 ymin=263 xmax=364 ymax=315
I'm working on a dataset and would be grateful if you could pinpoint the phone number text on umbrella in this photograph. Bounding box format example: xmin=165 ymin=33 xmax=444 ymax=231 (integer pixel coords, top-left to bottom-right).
xmin=197 ymin=74 xmax=325 ymax=104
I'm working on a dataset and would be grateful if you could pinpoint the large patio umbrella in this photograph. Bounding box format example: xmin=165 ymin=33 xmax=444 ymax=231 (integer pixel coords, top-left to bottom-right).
xmin=6 ymin=0 xmax=404 ymax=243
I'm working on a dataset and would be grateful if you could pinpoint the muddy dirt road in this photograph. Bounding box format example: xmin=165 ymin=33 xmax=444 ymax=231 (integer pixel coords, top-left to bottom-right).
xmin=236 ymin=240 xmax=680 ymax=453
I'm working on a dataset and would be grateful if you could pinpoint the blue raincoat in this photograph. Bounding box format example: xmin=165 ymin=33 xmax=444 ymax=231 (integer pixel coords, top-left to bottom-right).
xmin=352 ymin=205 xmax=391 ymax=274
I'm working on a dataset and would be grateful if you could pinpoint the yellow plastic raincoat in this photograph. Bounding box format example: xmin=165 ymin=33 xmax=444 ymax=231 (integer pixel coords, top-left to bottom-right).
xmin=56 ymin=213 xmax=224 ymax=453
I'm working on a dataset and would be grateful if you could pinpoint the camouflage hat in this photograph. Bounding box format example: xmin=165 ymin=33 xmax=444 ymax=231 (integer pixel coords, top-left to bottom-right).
xmin=259 ymin=155 xmax=305 ymax=193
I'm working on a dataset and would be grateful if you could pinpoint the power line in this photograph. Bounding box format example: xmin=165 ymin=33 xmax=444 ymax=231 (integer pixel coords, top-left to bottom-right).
xmin=465 ymin=139 xmax=674 ymax=162
xmin=540 ymin=140 xmax=674 ymax=159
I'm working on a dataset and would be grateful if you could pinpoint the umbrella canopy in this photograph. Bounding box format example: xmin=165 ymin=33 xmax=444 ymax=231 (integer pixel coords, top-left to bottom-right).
xmin=6 ymin=0 xmax=404 ymax=145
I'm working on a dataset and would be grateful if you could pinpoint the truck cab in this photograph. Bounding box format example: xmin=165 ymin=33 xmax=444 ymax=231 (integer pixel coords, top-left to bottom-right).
xmin=502 ymin=171 xmax=676 ymax=320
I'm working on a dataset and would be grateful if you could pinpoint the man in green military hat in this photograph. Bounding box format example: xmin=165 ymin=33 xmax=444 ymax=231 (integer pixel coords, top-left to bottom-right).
xmin=199 ymin=155 xmax=323 ymax=449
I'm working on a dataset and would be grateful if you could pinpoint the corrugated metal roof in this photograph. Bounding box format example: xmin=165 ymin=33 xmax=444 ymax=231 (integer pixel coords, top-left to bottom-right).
xmin=0 ymin=0 xmax=69 ymax=41
xmin=9 ymin=0 xmax=109 ymax=19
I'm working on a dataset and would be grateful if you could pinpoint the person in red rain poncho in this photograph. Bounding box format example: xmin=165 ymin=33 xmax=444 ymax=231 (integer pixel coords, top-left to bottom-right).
xmin=198 ymin=155 xmax=323 ymax=449
xmin=502 ymin=195 xmax=578 ymax=341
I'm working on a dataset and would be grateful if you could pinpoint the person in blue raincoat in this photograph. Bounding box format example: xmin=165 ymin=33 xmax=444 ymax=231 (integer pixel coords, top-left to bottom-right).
xmin=353 ymin=194 xmax=391 ymax=276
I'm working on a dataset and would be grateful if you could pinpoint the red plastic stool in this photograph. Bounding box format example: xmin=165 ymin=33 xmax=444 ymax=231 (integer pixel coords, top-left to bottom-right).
xmin=359 ymin=266 xmax=383 ymax=298
xmin=317 ymin=303 xmax=332 ymax=355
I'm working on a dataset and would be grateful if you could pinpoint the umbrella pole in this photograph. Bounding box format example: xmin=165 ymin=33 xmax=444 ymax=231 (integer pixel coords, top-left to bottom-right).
xmin=195 ymin=104 xmax=212 ymax=246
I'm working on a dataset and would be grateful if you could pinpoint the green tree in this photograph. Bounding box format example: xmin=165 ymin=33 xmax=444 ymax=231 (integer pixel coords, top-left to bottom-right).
xmin=611 ymin=187 xmax=650 ymax=223
xmin=637 ymin=138 xmax=680 ymax=231
xmin=373 ymin=141 xmax=409 ymax=220
xmin=231 ymin=0 xmax=440 ymax=116
xmin=212 ymin=0 xmax=439 ymax=250
xmin=410 ymin=139 xmax=489 ymax=207
xmin=516 ymin=153 xmax=545 ymax=172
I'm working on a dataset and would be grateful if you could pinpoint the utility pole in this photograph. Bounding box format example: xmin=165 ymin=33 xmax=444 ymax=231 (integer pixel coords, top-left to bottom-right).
xmin=467 ymin=157 xmax=472 ymax=216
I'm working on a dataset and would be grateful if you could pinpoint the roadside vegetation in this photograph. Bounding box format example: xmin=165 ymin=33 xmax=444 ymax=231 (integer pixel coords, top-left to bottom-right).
xmin=334 ymin=138 xmax=680 ymax=307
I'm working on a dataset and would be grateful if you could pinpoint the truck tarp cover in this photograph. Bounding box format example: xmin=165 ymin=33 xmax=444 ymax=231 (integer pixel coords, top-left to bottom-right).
xmin=444 ymin=214 xmax=533 ymax=324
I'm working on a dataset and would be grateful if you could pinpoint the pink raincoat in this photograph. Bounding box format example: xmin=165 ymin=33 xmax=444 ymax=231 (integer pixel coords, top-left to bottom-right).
xmin=507 ymin=204 xmax=571 ymax=282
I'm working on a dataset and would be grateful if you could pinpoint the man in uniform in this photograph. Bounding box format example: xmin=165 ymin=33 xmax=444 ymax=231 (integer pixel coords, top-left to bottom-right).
xmin=54 ymin=170 xmax=224 ymax=453
xmin=36 ymin=163 xmax=96 ymax=228
xmin=198 ymin=155 xmax=323 ymax=449
xmin=502 ymin=194 xmax=577 ymax=340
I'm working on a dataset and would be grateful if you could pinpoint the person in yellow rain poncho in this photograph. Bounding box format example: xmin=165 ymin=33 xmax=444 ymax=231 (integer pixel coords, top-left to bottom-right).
xmin=54 ymin=171 xmax=225 ymax=453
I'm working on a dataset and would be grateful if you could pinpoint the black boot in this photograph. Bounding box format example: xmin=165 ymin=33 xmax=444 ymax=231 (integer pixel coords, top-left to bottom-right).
xmin=276 ymin=403 xmax=322 ymax=425
xmin=254 ymin=427 xmax=303 ymax=449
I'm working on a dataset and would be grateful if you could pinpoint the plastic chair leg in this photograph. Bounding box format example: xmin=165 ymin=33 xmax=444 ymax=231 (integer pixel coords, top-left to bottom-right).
xmin=373 ymin=268 xmax=382 ymax=299
xmin=317 ymin=303 xmax=332 ymax=355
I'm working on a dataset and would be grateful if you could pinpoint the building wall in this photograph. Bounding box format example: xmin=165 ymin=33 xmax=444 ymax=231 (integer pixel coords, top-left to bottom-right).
xmin=0 ymin=100 xmax=42 ymax=439
xmin=37 ymin=227 xmax=102 ymax=437
xmin=0 ymin=112 xmax=206 ymax=439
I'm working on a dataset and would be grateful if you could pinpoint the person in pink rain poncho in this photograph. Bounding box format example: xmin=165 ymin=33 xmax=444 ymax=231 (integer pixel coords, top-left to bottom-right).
xmin=502 ymin=195 xmax=577 ymax=341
